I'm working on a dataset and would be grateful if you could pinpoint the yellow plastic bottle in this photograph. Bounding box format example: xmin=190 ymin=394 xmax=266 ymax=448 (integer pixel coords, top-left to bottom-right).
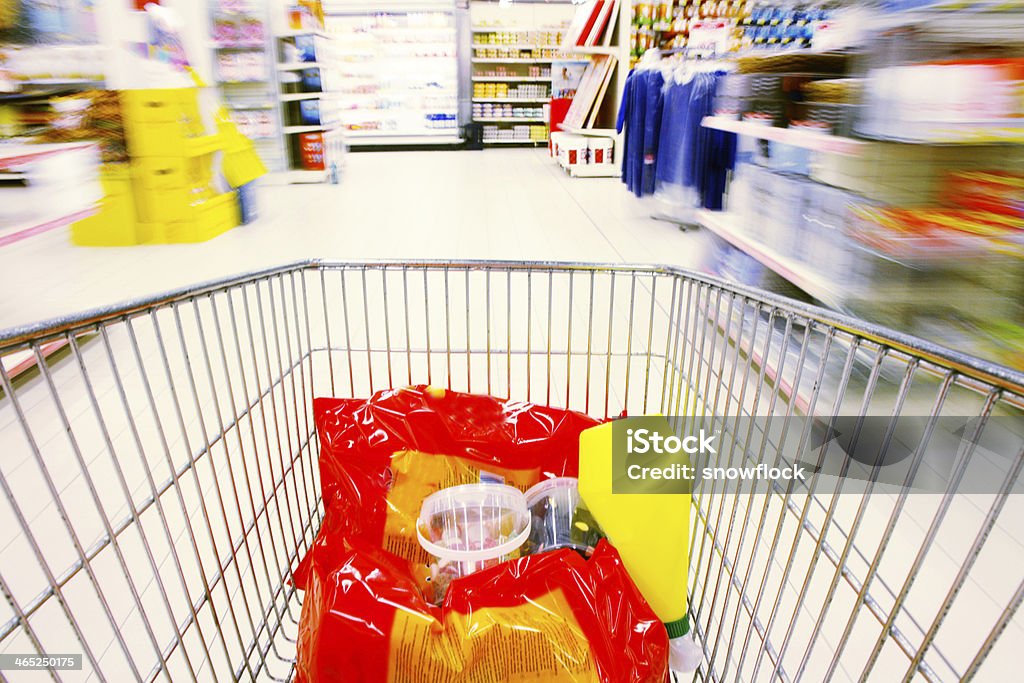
xmin=578 ymin=417 xmax=700 ymax=671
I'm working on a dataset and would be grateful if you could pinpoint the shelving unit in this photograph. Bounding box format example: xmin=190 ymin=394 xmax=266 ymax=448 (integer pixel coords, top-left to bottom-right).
xmin=471 ymin=26 xmax=567 ymax=145
xmin=548 ymin=0 xmax=632 ymax=177
xmin=273 ymin=29 xmax=343 ymax=184
xmin=701 ymin=116 xmax=865 ymax=155
xmin=694 ymin=209 xmax=845 ymax=309
xmin=471 ymin=76 xmax=550 ymax=82
xmin=473 ymin=97 xmax=549 ymax=103
xmin=325 ymin=7 xmax=461 ymax=147
xmin=0 ymin=143 xmax=101 ymax=248
xmin=209 ymin=0 xmax=282 ymax=171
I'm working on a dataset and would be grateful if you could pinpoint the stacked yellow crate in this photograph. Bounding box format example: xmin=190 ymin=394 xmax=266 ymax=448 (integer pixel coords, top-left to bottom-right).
xmin=122 ymin=88 xmax=240 ymax=243
xmin=72 ymin=87 xmax=241 ymax=245
xmin=70 ymin=164 xmax=137 ymax=246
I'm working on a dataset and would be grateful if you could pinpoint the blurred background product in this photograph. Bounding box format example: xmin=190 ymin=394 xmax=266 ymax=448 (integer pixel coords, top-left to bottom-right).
xmin=660 ymin=1 xmax=1024 ymax=370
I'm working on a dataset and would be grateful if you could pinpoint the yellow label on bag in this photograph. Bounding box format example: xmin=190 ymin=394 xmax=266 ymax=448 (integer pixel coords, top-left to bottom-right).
xmin=387 ymin=588 xmax=600 ymax=682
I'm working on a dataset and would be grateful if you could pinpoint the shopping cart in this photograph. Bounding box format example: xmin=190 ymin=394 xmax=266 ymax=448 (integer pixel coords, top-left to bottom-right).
xmin=1 ymin=260 xmax=1022 ymax=682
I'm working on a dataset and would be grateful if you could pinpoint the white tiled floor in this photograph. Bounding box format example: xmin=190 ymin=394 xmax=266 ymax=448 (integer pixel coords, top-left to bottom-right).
xmin=0 ymin=148 xmax=714 ymax=330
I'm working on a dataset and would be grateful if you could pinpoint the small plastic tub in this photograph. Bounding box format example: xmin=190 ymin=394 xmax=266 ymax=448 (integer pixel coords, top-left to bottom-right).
xmin=416 ymin=483 xmax=530 ymax=602
xmin=523 ymin=477 xmax=589 ymax=556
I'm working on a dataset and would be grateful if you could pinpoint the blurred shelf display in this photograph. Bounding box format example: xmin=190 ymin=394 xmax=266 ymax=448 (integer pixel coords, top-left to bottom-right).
xmin=620 ymin=2 xmax=1024 ymax=369
xmin=702 ymin=115 xmax=865 ymax=155
xmin=0 ymin=45 xmax=106 ymax=140
xmin=326 ymin=7 xmax=461 ymax=147
xmin=470 ymin=24 xmax=562 ymax=146
xmin=275 ymin=19 xmax=344 ymax=182
xmin=473 ymin=97 xmax=549 ymax=103
xmin=471 ymin=76 xmax=551 ymax=82
xmin=694 ymin=208 xmax=845 ymax=309
xmin=0 ymin=142 xmax=101 ymax=248
xmin=209 ymin=0 xmax=283 ymax=172
xmin=475 ymin=117 xmax=545 ymax=123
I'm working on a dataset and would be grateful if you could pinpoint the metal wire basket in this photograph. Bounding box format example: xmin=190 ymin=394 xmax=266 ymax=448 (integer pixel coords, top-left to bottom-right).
xmin=1 ymin=260 xmax=1022 ymax=682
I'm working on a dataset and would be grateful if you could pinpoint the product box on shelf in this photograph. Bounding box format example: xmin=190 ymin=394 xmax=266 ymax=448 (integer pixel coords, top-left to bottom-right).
xmin=802 ymin=182 xmax=861 ymax=280
xmin=762 ymin=171 xmax=808 ymax=259
xmin=299 ymin=132 xmax=326 ymax=170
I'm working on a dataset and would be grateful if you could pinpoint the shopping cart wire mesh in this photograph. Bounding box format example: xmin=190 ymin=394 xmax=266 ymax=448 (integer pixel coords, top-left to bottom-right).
xmin=1 ymin=260 xmax=1022 ymax=682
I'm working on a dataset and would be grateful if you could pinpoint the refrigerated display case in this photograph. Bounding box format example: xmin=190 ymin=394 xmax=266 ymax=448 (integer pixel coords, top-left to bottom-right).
xmin=325 ymin=2 xmax=465 ymax=146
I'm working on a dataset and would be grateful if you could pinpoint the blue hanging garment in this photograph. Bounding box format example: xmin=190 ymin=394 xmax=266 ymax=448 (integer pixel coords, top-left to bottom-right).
xmin=640 ymin=70 xmax=666 ymax=197
xmin=655 ymin=76 xmax=694 ymax=188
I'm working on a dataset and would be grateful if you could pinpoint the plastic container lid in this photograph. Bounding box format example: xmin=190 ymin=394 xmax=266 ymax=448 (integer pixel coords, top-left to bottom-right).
xmin=524 ymin=476 xmax=578 ymax=507
xmin=416 ymin=483 xmax=530 ymax=563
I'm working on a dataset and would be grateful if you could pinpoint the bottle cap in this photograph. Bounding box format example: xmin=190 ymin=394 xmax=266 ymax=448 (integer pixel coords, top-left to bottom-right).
xmin=665 ymin=615 xmax=690 ymax=639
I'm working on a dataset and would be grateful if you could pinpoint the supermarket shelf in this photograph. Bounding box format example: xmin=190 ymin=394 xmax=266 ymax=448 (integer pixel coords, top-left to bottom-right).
xmin=701 ymin=116 xmax=865 ymax=156
xmin=484 ymin=139 xmax=545 ymax=145
xmin=280 ymin=168 xmax=329 ymax=183
xmin=0 ymin=206 xmax=98 ymax=249
xmin=558 ymin=126 xmax=618 ymax=137
xmin=279 ymin=92 xmax=330 ymax=101
xmin=694 ymin=208 xmax=845 ymax=309
xmin=221 ymin=79 xmax=269 ymax=84
xmin=346 ymin=133 xmax=463 ymax=146
xmin=475 ymin=117 xmax=546 ymax=123
xmin=471 ymin=58 xmax=554 ymax=64
xmin=473 ymin=97 xmax=549 ymax=103
xmin=473 ymin=43 xmax=560 ymax=49
xmin=283 ymin=124 xmax=335 ymax=134
xmin=565 ymin=45 xmax=618 ymax=55
xmin=5 ymin=78 xmax=105 ymax=96
xmin=278 ymin=29 xmax=331 ymax=39
xmin=472 ymin=76 xmax=550 ymax=82
xmin=0 ymin=142 xmax=97 ymax=168
xmin=277 ymin=62 xmax=322 ymax=71
xmin=211 ymin=42 xmax=265 ymax=49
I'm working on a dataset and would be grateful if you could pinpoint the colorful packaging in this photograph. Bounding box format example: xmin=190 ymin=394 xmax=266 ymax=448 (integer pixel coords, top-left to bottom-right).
xmin=310 ymin=386 xmax=600 ymax=568
xmin=292 ymin=387 xmax=666 ymax=682
xmin=294 ymin=532 xmax=669 ymax=683
xmin=298 ymin=132 xmax=324 ymax=170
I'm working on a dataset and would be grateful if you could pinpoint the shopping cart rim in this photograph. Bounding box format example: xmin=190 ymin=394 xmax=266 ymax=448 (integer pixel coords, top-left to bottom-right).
xmin=2 ymin=257 xmax=1023 ymax=398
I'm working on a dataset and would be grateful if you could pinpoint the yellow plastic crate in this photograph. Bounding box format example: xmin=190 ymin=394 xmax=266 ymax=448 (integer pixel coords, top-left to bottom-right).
xmin=131 ymin=156 xmax=192 ymax=189
xmin=70 ymin=164 xmax=141 ymax=247
xmin=134 ymin=187 xmax=216 ymax=223
xmin=140 ymin=193 xmax=240 ymax=244
xmin=124 ymin=121 xmax=219 ymax=158
xmin=121 ymin=88 xmax=200 ymax=124
xmin=121 ymin=88 xmax=219 ymax=158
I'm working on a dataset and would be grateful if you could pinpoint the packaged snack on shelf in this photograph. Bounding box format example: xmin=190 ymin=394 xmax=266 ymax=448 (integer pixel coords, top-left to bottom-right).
xmin=311 ymin=386 xmax=601 ymax=569
xmin=945 ymin=170 xmax=1024 ymax=218
xmin=293 ymin=535 xmax=668 ymax=683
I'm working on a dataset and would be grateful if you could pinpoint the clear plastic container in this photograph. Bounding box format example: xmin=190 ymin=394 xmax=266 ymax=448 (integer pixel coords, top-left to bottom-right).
xmin=416 ymin=483 xmax=530 ymax=602
xmin=523 ymin=477 xmax=589 ymax=556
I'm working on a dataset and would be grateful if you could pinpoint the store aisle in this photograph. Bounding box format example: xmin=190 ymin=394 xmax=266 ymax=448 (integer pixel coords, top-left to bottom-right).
xmin=0 ymin=148 xmax=713 ymax=330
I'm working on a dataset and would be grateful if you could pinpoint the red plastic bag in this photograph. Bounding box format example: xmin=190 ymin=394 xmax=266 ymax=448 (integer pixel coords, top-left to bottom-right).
xmin=294 ymin=525 xmax=669 ymax=683
xmin=293 ymin=387 xmax=667 ymax=681
xmin=309 ymin=386 xmax=602 ymax=568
